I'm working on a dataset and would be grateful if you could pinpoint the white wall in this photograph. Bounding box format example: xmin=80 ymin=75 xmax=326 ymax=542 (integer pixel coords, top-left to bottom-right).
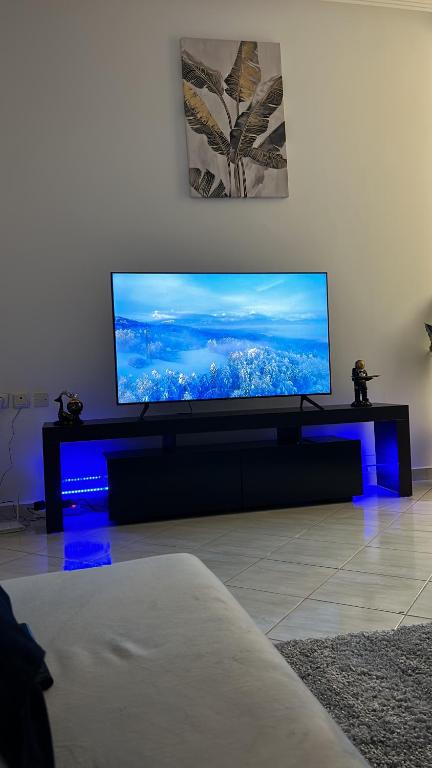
xmin=1 ymin=0 xmax=432 ymax=502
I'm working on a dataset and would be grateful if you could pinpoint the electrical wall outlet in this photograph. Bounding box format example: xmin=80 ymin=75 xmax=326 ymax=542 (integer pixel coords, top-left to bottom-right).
xmin=33 ymin=392 xmax=49 ymax=408
xmin=13 ymin=392 xmax=31 ymax=408
xmin=0 ymin=393 xmax=9 ymax=409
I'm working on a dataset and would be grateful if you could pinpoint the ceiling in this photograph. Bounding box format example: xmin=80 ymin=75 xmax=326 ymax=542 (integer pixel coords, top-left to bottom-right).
xmin=321 ymin=0 xmax=432 ymax=11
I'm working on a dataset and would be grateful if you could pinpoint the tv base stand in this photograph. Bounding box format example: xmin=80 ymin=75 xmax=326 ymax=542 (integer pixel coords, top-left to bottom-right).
xmin=42 ymin=403 xmax=412 ymax=533
xmin=139 ymin=403 xmax=150 ymax=419
xmin=300 ymin=395 xmax=324 ymax=411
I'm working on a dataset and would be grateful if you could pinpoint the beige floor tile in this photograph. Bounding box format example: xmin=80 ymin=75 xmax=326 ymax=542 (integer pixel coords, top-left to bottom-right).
xmin=233 ymin=505 xmax=344 ymax=526
xmin=267 ymin=539 xmax=362 ymax=568
xmin=326 ymin=508 xmax=401 ymax=526
xmin=228 ymin=586 xmax=301 ymax=633
xmin=168 ymin=516 xmax=236 ymax=532
xmin=5 ymin=525 xmax=186 ymax=563
xmin=108 ymin=541 xmax=187 ymax=563
xmin=200 ymin=530 xmax=294 ymax=557
xmin=69 ymin=521 xmax=171 ymax=538
xmin=193 ymin=551 xmax=261 ymax=582
xmin=230 ymin=518 xmax=310 ymax=537
xmin=369 ymin=529 xmax=432 ymax=554
xmin=311 ymin=570 xmax=424 ymax=613
xmin=0 ymin=553 xmax=63 ymax=579
xmin=226 ymin=559 xmax=336 ymax=597
xmin=140 ymin=525 xmax=228 ymax=549
xmin=343 ymin=497 xmax=415 ymax=513
xmin=399 ymin=615 xmax=432 ymax=627
xmin=296 ymin=521 xmax=380 ymax=545
xmin=387 ymin=515 xmax=432 ymax=532
xmin=342 ymin=546 xmax=432 ymax=580
xmin=112 ymin=520 xmax=177 ymax=535
xmin=0 ymin=523 xmax=162 ymax=558
xmin=407 ymin=584 xmax=432 ymax=619
xmin=264 ymin=503 xmax=347 ymax=519
xmin=0 ymin=532 xmax=66 ymax=557
xmin=411 ymin=482 xmax=432 ymax=499
xmin=268 ymin=600 xmax=400 ymax=641
xmin=0 ymin=546 xmax=29 ymax=565
xmin=403 ymin=500 xmax=432 ymax=515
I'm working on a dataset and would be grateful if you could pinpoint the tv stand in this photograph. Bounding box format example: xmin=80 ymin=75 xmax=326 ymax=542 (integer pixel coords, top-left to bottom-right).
xmin=42 ymin=403 xmax=412 ymax=533
xmin=300 ymin=395 xmax=324 ymax=411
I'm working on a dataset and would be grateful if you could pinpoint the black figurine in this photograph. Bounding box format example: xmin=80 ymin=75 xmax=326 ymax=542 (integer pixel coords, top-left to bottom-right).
xmin=425 ymin=323 xmax=432 ymax=352
xmin=54 ymin=391 xmax=83 ymax=425
xmin=351 ymin=360 xmax=379 ymax=408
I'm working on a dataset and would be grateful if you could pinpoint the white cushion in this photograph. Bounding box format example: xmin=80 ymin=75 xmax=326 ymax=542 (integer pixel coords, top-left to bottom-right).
xmin=4 ymin=554 xmax=368 ymax=768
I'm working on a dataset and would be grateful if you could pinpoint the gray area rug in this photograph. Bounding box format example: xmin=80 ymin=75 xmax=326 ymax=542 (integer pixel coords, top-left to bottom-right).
xmin=277 ymin=623 xmax=432 ymax=768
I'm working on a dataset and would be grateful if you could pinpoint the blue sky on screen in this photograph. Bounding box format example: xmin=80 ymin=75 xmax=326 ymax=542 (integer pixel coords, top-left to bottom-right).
xmin=112 ymin=273 xmax=328 ymax=325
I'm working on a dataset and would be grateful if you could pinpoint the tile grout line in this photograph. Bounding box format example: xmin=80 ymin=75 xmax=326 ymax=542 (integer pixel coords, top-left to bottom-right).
xmin=395 ymin=572 xmax=432 ymax=629
xmin=264 ymin=511 xmax=412 ymax=637
xmin=264 ymin=548 xmax=372 ymax=637
xmin=222 ymin=496 xmax=430 ymax=637
xmin=221 ymin=557 xmax=267 ymax=584
xmin=219 ymin=511 xmax=357 ymax=616
xmin=213 ymin=508 xmax=365 ymax=586
xmin=266 ymin=597 xmax=409 ymax=637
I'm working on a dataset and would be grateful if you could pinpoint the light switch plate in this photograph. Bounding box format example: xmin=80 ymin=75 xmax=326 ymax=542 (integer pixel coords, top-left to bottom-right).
xmin=13 ymin=392 xmax=30 ymax=408
xmin=33 ymin=392 xmax=49 ymax=408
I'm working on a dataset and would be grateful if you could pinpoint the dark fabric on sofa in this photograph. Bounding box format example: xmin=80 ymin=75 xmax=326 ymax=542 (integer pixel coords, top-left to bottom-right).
xmin=0 ymin=586 xmax=55 ymax=768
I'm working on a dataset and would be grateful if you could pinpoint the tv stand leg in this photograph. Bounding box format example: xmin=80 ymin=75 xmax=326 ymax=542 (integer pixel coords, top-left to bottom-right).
xmin=139 ymin=403 xmax=150 ymax=420
xmin=300 ymin=395 xmax=324 ymax=411
xmin=43 ymin=433 xmax=63 ymax=533
xmin=374 ymin=419 xmax=412 ymax=496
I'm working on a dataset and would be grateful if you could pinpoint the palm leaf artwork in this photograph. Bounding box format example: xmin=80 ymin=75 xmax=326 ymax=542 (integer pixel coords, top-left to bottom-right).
xmin=225 ymin=41 xmax=261 ymax=111
xmin=181 ymin=39 xmax=288 ymax=198
xmin=189 ymin=168 xmax=228 ymax=198
xmin=183 ymin=82 xmax=230 ymax=158
xmin=182 ymin=49 xmax=234 ymax=194
xmin=247 ymin=121 xmax=287 ymax=169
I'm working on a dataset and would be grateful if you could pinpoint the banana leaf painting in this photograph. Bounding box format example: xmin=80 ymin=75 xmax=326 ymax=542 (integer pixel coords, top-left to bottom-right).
xmin=181 ymin=38 xmax=288 ymax=199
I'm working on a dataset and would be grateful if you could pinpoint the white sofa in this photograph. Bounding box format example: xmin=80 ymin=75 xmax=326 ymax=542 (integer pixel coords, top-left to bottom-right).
xmin=5 ymin=553 xmax=369 ymax=768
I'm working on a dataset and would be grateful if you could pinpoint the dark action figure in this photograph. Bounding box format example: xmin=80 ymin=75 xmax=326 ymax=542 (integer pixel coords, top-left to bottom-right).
xmin=351 ymin=360 xmax=379 ymax=408
xmin=54 ymin=391 xmax=83 ymax=425
xmin=426 ymin=323 xmax=432 ymax=352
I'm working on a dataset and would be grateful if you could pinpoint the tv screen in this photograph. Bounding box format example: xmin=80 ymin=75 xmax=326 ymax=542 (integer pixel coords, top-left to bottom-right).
xmin=111 ymin=273 xmax=331 ymax=405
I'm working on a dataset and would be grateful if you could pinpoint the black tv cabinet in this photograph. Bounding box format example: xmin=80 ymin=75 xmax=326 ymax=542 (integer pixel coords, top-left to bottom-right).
xmin=106 ymin=437 xmax=362 ymax=525
xmin=42 ymin=403 xmax=412 ymax=533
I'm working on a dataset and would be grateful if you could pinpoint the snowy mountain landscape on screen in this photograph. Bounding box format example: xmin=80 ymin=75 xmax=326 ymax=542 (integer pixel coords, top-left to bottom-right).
xmin=112 ymin=273 xmax=331 ymax=404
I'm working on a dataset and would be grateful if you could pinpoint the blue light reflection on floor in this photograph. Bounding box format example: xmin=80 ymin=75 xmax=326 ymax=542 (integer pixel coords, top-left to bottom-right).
xmin=63 ymin=539 xmax=112 ymax=571
xmin=351 ymin=484 xmax=400 ymax=535
xmin=62 ymin=493 xmax=113 ymax=571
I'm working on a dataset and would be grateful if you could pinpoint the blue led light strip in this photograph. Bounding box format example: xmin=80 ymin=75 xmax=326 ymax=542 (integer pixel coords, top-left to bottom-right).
xmin=63 ymin=475 xmax=107 ymax=483
xmin=61 ymin=486 xmax=109 ymax=495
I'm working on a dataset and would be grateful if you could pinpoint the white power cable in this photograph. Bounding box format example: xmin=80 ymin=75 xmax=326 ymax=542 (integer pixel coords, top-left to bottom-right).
xmin=0 ymin=409 xmax=25 ymax=532
xmin=0 ymin=408 xmax=22 ymax=494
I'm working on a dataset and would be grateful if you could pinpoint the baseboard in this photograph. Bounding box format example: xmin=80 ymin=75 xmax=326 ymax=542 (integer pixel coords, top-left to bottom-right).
xmin=0 ymin=502 xmax=45 ymax=522
xmin=412 ymin=467 xmax=432 ymax=482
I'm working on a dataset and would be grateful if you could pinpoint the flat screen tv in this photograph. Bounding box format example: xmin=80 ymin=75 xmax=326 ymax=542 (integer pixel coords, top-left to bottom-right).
xmin=111 ymin=272 xmax=331 ymax=405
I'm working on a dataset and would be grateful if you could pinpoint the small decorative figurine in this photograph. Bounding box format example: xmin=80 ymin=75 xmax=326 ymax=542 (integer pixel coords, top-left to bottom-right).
xmin=54 ymin=390 xmax=84 ymax=425
xmin=351 ymin=360 xmax=379 ymax=408
xmin=425 ymin=323 xmax=432 ymax=352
